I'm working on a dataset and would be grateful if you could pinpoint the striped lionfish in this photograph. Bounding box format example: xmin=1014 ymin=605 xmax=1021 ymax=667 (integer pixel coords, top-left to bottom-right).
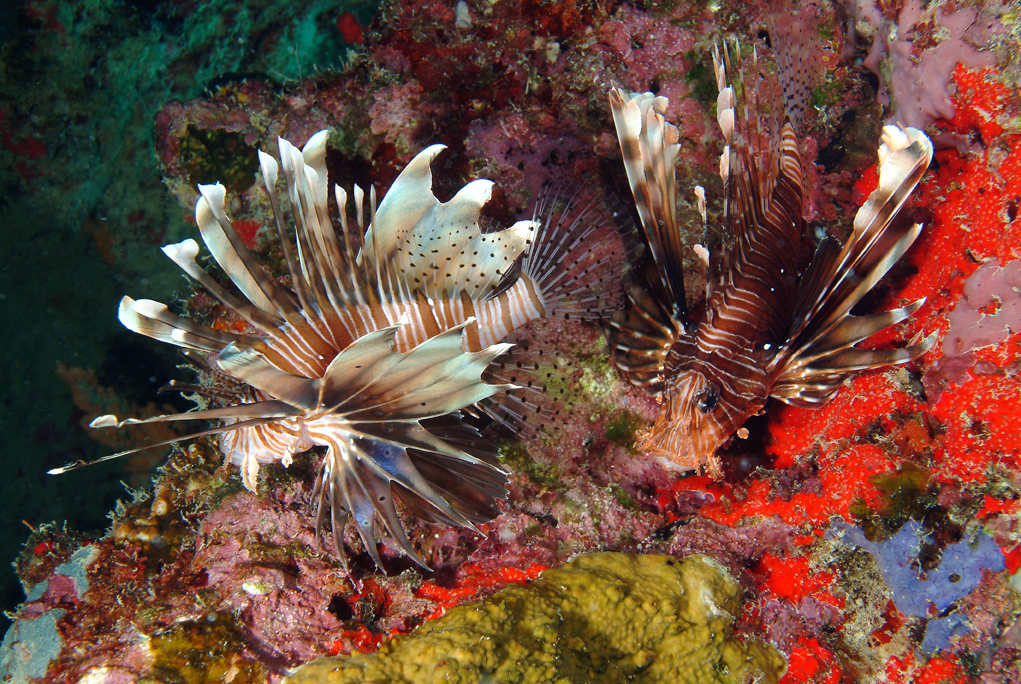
xmin=52 ymin=130 xmax=625 ymax=571
xmin=607 ymin=31 xmax=935 ymax=477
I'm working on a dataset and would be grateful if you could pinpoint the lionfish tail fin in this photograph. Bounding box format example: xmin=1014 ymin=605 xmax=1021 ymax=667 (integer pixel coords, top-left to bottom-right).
xmin=519 ymin=182 xmax=636 ymax=323
xmin=773 ymin=126 xmax=934 ymax=405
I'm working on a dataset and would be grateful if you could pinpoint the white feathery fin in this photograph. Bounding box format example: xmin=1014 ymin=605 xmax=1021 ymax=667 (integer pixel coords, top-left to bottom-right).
xmin=47 ymin=400 xmax=302 ymax=476
xmin=161 ymin=238 xmax=281 ymax=334
xmin=117 ymin=296 xmax=259 ymax=354
xmin=317 ymin=323 xmax=412 ymax=411
xmin=329 ymin=318 xmax=513 ymax=422
xmin=333 ymin=184 xmax=362 ymax=295
xmin=278 ymin=138 xmax=326 ymax=299
xmin=298 ymin=133 xmax=347 ymax=301
xmin=276 ymin=137 xmax=356 ymax=351
xmin=712 ymin=44 xmax=734 ymax=184
xmin=195 ymin=184 xmax=296 ymax=322
xmin=302 ymin=130 xmax=331 ymax=210
xmin=608 ymin=87 xmax=688 ymax=325
xmin=259 ymin=148 xmax=316 ymax=315
xmin=395 ymin=178 xmax=533 ymax=301
xmin=214 ymin=343 xmax=320 ymax=411
xmin=361 ymin=144 xmax=446 ymax=266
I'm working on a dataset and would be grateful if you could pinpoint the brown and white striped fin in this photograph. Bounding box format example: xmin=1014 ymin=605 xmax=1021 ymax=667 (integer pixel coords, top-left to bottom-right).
xmin=772 ymin=126 xmax=935 ymax=405
xmin=116 ymin=296 xmax=265 ymax=354
xmin=608 ymin=88 xmax=687 ymax=324
xmin=322 ymin=318 xmax=514 ymax=422
xmin=195 ymin=183 xmax=298 ymax=324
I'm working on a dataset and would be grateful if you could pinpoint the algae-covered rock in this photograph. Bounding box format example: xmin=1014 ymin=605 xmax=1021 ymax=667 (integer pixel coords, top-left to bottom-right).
xmin=285 ymin=553 xmax=787 ymax=684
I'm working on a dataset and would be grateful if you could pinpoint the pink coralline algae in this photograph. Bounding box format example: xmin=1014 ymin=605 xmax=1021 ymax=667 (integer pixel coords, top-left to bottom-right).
xmin=6 ymin=1 xmax=1021 ymax=683
xmin=851 ymin=0 xmax=1001 ymax=135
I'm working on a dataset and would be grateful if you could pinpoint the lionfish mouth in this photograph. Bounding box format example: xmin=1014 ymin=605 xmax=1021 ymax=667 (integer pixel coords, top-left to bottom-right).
xmin=51 ymin=128 xmax=630 ymax=572
xmin=635 ymin=374 xmax=733 ymax=478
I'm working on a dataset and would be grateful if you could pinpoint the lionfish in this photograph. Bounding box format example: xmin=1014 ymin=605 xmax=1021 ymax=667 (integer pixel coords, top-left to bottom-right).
xmin=51 ymin=130 xmax=625 ymax=570
xmin=607 ymin=28 xmax=935 ymax=477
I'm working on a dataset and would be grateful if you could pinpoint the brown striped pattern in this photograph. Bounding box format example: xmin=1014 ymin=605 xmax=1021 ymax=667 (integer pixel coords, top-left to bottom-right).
xmin=609 ymin=36 xmax=933 ymax=476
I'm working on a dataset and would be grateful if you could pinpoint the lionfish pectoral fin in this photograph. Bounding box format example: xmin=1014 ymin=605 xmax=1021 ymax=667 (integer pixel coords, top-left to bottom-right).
xmin=343 ymin=473 xmax=390 ymax=572
xmin=214 ymin=343 xmax=319 ymax=410
xmin=316 ymin=435 xmax=484 ymax=570
xmin=319 ymin=317 xmax=514 ymax=419
xmin=772 ymin=331 xmax=937 ymax=407
xmin=349 ymin=452 xmax=432 ymax=570
xmin=608 ymin=88 xmax=687 ymax=320
xmin=48 ymin=402 xmax=301 ymax=475
xmin=606 ymin=275 xmax=676 ymax=391
xmin=784 ymin=128 xmax=933 ymax=349
xmin=351 ymin=421 xmax=500 ymax=470
xmin=316 ymin=324 xmax=407 ymax=409
xmin=792 ymin=298 xmax=927 ymax=365
xmin=357 ymin=438 xmax=481 ymax=532
xmin=772 ymin=127 xmax=933 ymax=401
xmin=336 ymin=325 xmax=515 ymax=422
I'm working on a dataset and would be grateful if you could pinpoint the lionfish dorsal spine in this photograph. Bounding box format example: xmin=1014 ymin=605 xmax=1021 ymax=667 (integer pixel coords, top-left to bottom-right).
xmin=702 ymin=39 xmax=807 ymax=352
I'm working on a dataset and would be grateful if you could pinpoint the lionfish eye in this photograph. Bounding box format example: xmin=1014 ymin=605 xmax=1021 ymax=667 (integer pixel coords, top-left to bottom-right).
xmin=696 ymin=385 xmax=719 ymax=414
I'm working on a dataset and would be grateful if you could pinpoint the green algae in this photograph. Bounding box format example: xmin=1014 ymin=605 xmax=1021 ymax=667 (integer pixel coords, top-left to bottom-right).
xmin=149 ymin=613 xmax=266 ymax=684
xmin=497 ymin=440 xmax=566 ymax=491
xmin=850 ymin=461 xmax=942 ymax=541
xmin=605 ymin=410 xmax=646 ymax=450
xmin=180 ymin=127 xmax=260 ymax=195
xmin=285 ymin=553 xmax=787 ymax=684
xmin=683 ymin=49 xmax=719 ymax=106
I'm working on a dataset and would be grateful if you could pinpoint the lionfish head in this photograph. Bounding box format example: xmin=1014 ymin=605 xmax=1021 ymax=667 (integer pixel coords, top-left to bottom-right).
xmin=636 ymin=365 xmax=758 ymax=478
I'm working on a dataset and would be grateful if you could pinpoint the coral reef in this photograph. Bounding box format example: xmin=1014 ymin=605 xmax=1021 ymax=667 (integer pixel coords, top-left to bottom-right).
xmin=284 ymin=553 xmax=787 ymax=684
xmin=848 ymin=0 xmax=1001 ymax=138
xmin=3 ymin=0 xmax=1021 ymax=683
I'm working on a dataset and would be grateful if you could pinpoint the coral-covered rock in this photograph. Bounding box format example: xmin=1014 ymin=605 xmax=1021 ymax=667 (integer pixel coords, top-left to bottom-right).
xmin=5 ymin=1 xmax=1021 ymax=683
xmin=284 ymin=553 xmax=787 ymax=684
